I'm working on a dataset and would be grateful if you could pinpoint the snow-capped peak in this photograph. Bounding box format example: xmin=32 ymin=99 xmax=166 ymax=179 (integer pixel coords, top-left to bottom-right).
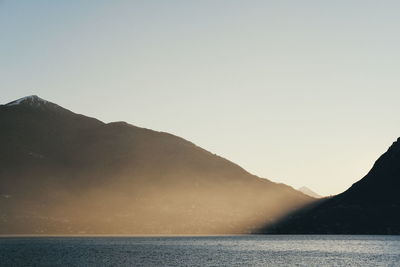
xmin=6 ymin=95 xmax=48 ymax=107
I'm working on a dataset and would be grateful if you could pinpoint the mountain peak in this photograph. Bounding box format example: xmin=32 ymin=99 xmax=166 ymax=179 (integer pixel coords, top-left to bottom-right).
xmin=6 ymin=95 xmax=49 ymax=107
xmin=0 ymin=96 xmax=313 ymax=235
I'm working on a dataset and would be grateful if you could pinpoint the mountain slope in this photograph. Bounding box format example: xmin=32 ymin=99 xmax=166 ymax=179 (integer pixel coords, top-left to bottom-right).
xmin=259 ymin=138 xmax=400 ymax=234
xmin=0 ymin=95 xmax=313 ymax=234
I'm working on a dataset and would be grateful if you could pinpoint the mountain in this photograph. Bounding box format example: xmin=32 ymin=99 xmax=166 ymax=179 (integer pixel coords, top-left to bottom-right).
xmin=259 ymin=138 xmax=400 ymax=234
xmin=0 ymin=95 xmax=313 ymax=234
xmin=298 ymin=186 xmax=322 ymax=198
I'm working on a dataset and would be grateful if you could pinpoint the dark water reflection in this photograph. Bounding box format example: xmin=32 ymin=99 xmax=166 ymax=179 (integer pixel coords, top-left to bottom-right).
xmin=1 ymin=235 xmax=399 ymax=266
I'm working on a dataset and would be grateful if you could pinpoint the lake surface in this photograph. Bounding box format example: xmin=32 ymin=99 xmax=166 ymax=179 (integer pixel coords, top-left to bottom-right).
xmin=1 ymin=235 xmax=400 ymax=266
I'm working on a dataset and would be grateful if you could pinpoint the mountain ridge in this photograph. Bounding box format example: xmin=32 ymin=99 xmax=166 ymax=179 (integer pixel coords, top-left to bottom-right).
xmin=0 ymin=95 xmax=313 ymax=234
xmin=259 ymin=137 xmax=400 ymax=234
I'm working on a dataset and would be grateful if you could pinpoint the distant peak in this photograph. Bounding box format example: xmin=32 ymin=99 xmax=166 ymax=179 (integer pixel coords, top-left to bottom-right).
xmin=298 ymin=186 xmax=322 ymax=198
xmin=5 ymin=95 xmax=49 ymax=107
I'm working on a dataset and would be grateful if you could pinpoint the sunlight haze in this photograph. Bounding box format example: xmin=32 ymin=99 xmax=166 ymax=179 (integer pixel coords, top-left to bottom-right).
xmin=2 ymin=0 xmax=400 ymax=196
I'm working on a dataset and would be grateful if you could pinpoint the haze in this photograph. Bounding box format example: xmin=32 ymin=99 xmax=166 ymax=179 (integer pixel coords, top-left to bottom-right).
xmin=2 ymin=0 xmax=400 ymax=196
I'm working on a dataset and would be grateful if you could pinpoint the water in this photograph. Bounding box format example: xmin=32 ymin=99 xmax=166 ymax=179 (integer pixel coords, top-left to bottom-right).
xmin=1 ymin=235 xmax=400 ymax=266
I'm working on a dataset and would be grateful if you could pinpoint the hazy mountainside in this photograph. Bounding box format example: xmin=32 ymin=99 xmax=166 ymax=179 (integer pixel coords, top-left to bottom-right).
xmin=0 ymin=95 xmax=313 ymax=234
xmin=298 ymin=186 xmax=322 ymax=198
xmin=259 ymin=138 xmax=400 ymax=234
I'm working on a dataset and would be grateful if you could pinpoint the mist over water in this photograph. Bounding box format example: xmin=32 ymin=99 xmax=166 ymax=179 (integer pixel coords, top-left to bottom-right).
xmin=1 ymin=235 xmax=399 ymax=266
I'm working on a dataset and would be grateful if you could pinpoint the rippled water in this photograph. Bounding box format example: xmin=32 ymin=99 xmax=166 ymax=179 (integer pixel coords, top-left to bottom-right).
xmin=1 ymin=235 xmax=400 ymax=266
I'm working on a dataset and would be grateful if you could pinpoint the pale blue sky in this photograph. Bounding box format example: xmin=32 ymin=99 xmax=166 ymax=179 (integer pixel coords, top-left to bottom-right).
xmin=2 ymin=1 xmax=400 ymax=195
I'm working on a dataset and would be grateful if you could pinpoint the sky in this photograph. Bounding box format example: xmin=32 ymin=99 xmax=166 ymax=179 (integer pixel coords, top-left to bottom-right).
xmin=2 ymin=0 xmax=400 ymax=196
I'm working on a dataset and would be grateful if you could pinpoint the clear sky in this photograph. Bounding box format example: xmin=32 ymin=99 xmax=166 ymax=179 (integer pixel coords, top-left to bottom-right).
xmin=2 ymin=0 xmax=400 ymax=196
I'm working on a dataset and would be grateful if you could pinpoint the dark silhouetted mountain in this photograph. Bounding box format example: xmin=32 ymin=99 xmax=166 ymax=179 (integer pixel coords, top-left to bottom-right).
xmin=0 ymin=95 xmax=313 ymax=234
xmin=298 ymin=186 xmax=322 ymax=198
xmin=259 ymin=138 xmax=400 ymax=234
